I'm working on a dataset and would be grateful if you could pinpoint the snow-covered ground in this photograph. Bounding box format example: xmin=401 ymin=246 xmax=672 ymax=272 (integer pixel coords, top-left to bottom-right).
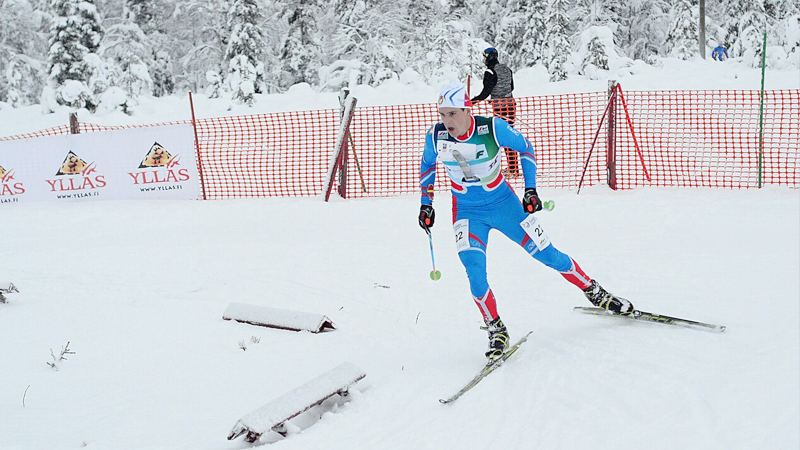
xmin=1 ymin=188 xmax=798 ymax=450
xmin=1 ymin=58 xmax=799 ymax=450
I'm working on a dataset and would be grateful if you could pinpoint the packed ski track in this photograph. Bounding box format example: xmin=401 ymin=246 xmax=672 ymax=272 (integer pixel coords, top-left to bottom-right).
xmin=1 ymin=187 xmax=798 ymax=450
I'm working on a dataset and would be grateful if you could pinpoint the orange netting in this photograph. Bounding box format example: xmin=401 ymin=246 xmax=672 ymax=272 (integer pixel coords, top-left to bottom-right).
xmin=1 ymin=88 xmax=796 ymax=199
xmin=613 ymin=89 xmax=799 ymax=189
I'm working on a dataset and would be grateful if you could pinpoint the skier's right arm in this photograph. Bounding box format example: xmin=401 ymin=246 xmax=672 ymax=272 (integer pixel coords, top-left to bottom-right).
xmin=470 ymin=69 xmax=497 ymax=102
xmin=419 ymin=126 xmax=438 ymax=229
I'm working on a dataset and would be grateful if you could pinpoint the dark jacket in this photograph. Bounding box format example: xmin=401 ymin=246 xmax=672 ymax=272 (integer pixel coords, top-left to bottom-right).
xmin=471 ymin=60 xmax=514 ymax=101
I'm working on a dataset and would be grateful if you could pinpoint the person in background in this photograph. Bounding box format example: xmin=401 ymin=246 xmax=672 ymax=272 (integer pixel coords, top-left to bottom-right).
xmin=419 ymin=82 xmax=634 ymax=362
xmin=470 ymin=47 xmax=519 ymax=177
xmin=712 ymin=44 xmax=729 ymax=61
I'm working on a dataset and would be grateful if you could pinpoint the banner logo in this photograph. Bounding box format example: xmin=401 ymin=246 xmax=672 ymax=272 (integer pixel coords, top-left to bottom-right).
xmin=0 ymin=164 xmax=25 ymax=201
xmin=128 ymin=142 xmax=190 ymax=190
xmin=138 ymin=142 xmax=173 ymax=168
xmin=46 ymin=151 xmax=107 ymax=196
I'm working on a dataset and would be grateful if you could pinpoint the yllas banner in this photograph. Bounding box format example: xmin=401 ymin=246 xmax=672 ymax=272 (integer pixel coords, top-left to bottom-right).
xmin=0 ymin=124 xmax=199 ymax=205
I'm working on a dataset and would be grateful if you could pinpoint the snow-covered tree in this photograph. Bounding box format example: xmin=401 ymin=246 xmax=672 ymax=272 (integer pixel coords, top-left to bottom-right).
xmin=279 ymin=0 xmax=323 ymax=88
xmin=124 ymin=0 xmax=175 ymax=97
xmin=573 ymin=0 xmax=619 ymax=29
xmin=665 ymin=0 xmax=698 ymax=60
xmin=578 ymin=26 xmax=617 ymax=79
xmin=150 ymin=49 xmax=174 ymax=97
xmin=319 ymin=0 xmax=409 ymax=90
xmin=45 ymin=0 xmax=105 ymax=111
xmin=102 ymin=5 xmax=154 ymax=108
xmin=476 ymin=0 xmax=510 ymax=46
xmin=499 ymin=0 xmax=547 ymax=70
xmin=128 ymin=0 xmax=156 ymax=32
xmin=2 ymin=0 xmax=800 ymax=107
xmin=166 ymin=0 xmax=229 ymax=93
xmin=613 ymin=0 xmax=670 ymax=61
xmin=544 ymin=0 xmax=571 ymax=81
xmin=225 ymin=0 xmax=266 ymax=105
xmin=727 ymin=0 xmax=766 ymax=66
xmin=0 ymin=0 xmax=47 ymax=106
xmin=393 ymin=0 xmax=480 ymax=86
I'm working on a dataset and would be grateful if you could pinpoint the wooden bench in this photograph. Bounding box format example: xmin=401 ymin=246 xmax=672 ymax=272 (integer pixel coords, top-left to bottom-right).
xmin=227 ymin=362 xmax=366 ymax=443
xmin=222 ymin=302 xmax=336 ymax=333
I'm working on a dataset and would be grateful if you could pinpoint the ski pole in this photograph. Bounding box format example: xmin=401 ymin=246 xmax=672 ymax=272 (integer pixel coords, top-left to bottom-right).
xmin=426 ymin=228 xmax=441 ymax=281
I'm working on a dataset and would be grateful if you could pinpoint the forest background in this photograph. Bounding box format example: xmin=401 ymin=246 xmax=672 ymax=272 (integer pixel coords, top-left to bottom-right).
xmin=0 ymin=0 xmax=798 ymax=115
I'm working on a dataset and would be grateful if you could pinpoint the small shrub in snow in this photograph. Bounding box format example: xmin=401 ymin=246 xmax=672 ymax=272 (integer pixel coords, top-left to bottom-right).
xmin=47 ymin=341 xmax=75 ymax=371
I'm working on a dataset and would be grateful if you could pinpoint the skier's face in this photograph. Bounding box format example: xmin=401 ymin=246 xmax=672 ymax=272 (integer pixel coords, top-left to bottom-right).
xmin=439 ymin=107 xmax=472 ymax=138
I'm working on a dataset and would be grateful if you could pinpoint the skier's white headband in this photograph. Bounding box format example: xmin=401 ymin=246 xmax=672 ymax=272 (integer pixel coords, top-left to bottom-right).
xmin=438 ymin=82 xmax=473 ymax=109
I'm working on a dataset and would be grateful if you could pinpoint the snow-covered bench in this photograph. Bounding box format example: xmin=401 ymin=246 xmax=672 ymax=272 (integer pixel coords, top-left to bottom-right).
xmin=227 ymin=362 xmax=366 ymax=443
xmin=222 ymin=302 xmax=336 ymax=333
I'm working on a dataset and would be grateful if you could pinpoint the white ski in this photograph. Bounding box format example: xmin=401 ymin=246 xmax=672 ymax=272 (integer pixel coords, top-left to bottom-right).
xmin=439 ymin=331 xmax=533 ymax=404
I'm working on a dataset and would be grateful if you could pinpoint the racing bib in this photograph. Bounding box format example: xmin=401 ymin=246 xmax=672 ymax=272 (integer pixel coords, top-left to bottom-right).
xmin=520 ymin=214 xmax=551 ymax=251
xmin=453 ymin=219 xmax=470 ymax=252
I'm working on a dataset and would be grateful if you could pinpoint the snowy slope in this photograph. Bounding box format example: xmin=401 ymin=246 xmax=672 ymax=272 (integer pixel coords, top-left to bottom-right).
xmin=1 ymin=187 xmax=798 ymax=450
xmin=1 ymin=57 xmax=799 ymax=450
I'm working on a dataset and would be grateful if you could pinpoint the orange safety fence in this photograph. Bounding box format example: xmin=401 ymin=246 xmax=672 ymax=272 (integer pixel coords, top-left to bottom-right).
xmin=613 ymin=89 xmax=799 ymax=189
xmin=1 ymin=88 xmax=797 ymax=199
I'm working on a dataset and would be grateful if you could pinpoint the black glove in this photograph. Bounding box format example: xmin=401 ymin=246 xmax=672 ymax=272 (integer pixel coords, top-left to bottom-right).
xmin=522 ymin=188 xmax=542 ymax=214
xmin=418 ymin=205 xmax=435 ymax=230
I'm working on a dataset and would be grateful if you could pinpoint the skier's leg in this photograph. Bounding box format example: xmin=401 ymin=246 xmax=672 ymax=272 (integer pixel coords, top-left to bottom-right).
xmin=455 ymin=205 xmax=511 ymax=359
xmin=454 ymin=217 xmax=497 ymax=322
xmin=494 ymin=193 xmax=633 ymax=314
xmin=493 ymin=193 xmax=590 ymax=289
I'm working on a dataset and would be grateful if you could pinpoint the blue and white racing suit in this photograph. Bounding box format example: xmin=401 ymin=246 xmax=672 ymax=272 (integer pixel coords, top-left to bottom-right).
xmin=420 ymin=115 xmax=591 ymax=321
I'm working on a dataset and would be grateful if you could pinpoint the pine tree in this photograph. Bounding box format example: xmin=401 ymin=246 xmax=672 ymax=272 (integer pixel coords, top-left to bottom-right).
xmin=128 ymin=0 xmax=157 ymax=33
xmin=279 ymin=0 xmax=323 ymax=88
xmin=545 ymin=0 xmax=571 ymax=82
xmin=126 ymin=0 xmax=175 ymax=97
xmin=665 ymin=0 xmax=698 ymax=60
xmin=574 ymin=0 xmax=618 ymax=29
xmin=475 ymin=0 xmax=509 ymax=46
xmin=500 ymin=0 xmax=547 ymax=70
xmin=150 ymin=49 xmax=174 ymax=97
xmin=767 ymin=0 xmax=799 ymax=20
xmin=730 ymin=0 xmax=767 ymax=66
xmin=46 ymin=0 xmax=105 ymax=111
xmin=0 ymin=0 xmax=47 ymax=106
xmin=225 ymin=0 xmax=266 ymax=105
xmin=166 ymin=0 xmax=229 ymax=93
xmin=321 ymin=0 xmax=408 ymax=89
xmin=102 ymin=3 xmax=154 ymax=104
xmin=613 ymin=0 xmax=670 ymax=60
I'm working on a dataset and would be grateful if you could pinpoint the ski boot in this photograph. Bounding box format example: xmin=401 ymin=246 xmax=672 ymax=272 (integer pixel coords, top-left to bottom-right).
xmin=583 ymin=280 xmax=634 ymax=315
xmin=481 ymin=317 xmax=510 ymax=361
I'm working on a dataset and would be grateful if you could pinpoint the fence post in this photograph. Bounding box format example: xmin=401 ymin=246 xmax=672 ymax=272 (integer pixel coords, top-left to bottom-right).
xmin=607 ymin=80 xmax=617 ymax=190
xmin=188 ymin=92 xmax=208 ymax=200
xmin=337 ymin=89 xmax=351 ymax=199
xmin=323 ymin=95 xmax=357 ymax=202
xmin=69 ymin=112 xmax=79 ymax=134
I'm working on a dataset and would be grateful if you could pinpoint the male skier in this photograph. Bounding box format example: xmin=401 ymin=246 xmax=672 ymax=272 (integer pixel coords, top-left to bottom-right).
xmin=419 ymin=82 xmax=633 ymax=360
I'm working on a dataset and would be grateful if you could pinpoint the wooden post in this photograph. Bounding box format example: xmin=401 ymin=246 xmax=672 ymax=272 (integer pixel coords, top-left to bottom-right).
xmin=606 ymin=80 xmax=617 ymax=190
xmin=337 ymin=89 xmax=350 ymax=199
xmin=699 ymin=0 xmax=706 ymax=59
xmin=188 ymin=92 xmax=208 ymax=200
xmin=69 ymin=112 xmax=79 ymax=134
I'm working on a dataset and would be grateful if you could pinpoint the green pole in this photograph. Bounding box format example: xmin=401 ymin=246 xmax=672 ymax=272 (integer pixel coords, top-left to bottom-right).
xmin=757 ymin=31 xmax=767 ymax=188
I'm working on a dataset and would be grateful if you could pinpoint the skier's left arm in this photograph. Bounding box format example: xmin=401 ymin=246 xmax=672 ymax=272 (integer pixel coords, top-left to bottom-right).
xmin=494 ymin=118 xmax=542 ymax=213
xmin=493 ymin=118 xmax=536 ymax=189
